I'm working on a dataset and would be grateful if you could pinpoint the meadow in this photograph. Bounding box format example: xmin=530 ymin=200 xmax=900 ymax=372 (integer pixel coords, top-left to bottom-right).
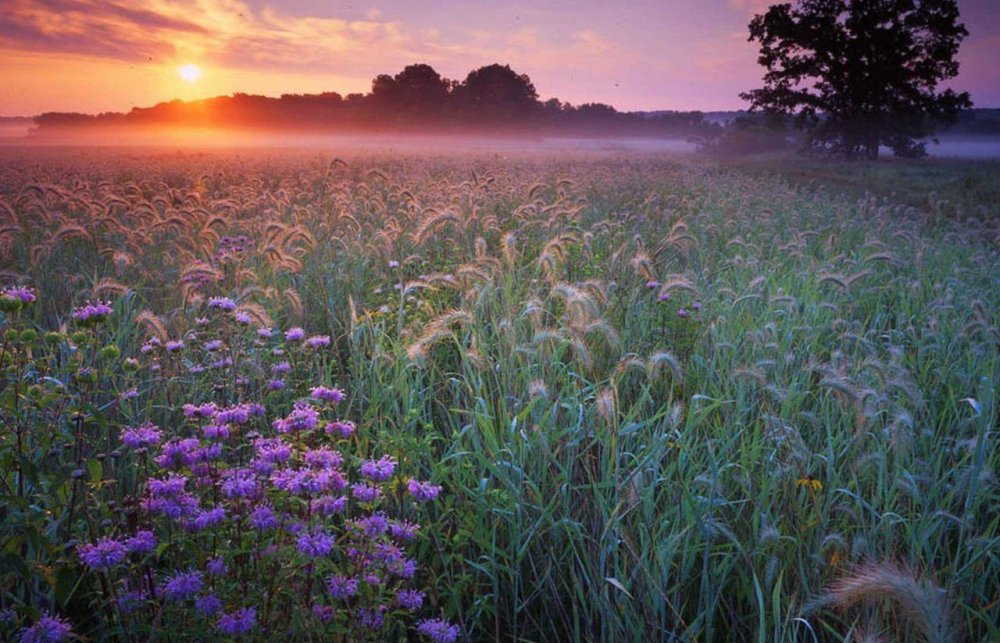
xmin=0 ymin=148 xmax=997 ymax=642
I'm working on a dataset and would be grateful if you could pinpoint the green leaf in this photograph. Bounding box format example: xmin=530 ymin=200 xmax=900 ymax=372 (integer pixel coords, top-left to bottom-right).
xmin=86 ymin=458 xmax=102 ymax=483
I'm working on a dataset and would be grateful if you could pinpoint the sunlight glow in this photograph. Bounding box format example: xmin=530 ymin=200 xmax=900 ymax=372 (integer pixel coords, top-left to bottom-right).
xmin=178 ymin=64 xmax=202 ymax=83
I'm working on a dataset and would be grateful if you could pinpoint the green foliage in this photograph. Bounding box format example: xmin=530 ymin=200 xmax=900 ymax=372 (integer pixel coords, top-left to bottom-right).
xmin=1 ymin=152 xmax=998 ymax=641
xmin=742 ymin=0 xmax=972 ymax=160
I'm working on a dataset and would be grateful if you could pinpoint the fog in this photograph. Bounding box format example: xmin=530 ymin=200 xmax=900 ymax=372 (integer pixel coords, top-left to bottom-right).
xmin=924 ymin=136 xmax=1000 ymax=159
xmin=1 ymin=125 xmax=998 ymax=159
xmin=0 ymin=125 xmax=702 ymax=156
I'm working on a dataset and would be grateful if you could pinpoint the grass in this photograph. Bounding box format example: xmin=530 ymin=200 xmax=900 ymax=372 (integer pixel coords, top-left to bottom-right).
xmin=0 ymin=149 xmax=998 ymax=641
xmin=722 ymin=155 xmax=1000 ymax=220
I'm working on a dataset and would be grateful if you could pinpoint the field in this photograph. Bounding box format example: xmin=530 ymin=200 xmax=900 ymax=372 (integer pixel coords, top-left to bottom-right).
xmin=0 ymin=148 xmax=998 ymax=642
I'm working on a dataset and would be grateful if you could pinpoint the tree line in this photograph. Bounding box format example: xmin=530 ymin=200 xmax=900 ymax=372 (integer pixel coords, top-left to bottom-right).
xmin=33 ymin=63 xmax=709 ymax=138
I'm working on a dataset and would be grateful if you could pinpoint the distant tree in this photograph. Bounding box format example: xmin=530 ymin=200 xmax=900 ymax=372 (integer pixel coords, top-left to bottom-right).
xmin=370 ymin=74 xmax=398 ymax=100
xmin=455 ymin=64 xmax=540 ymax=124
xmin=393 ymin=64 xmax=450 ymax=107
xmin=741 ymin=0 xmax=972 ymax=159
xmin=368 ymin=64 xmax=452 ymax=126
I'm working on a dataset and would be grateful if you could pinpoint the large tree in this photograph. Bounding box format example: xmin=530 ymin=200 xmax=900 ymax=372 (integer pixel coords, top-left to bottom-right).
xmin=740 ymin=0 xmax=972 ymax=159
xmin=454 ymin=64 xmax=540 ymax=124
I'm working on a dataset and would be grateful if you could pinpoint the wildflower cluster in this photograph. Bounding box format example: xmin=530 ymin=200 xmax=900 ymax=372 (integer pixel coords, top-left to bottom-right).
xmin=64 ymin=313 xmax=456 ymax=640
xmin=0 ymin=285 xmax=36 ymax=312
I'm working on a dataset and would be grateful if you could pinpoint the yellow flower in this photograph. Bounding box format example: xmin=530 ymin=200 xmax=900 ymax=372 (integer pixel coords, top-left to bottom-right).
xmin=796 ymin=477 xmax=823 ymax=492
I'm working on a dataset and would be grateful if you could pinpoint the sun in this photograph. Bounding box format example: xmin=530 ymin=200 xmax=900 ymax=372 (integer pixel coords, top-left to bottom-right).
xmin=178 ymin=64 xmax=202 ymax=82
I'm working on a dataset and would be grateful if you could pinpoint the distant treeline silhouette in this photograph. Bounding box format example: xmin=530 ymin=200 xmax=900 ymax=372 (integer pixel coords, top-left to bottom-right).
xmin=32 ymin=63 xmax=710 ymax=137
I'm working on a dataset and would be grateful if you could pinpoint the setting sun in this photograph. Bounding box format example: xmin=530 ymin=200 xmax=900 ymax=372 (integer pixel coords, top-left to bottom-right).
xmin=178 ymin=64 xmax=202 ymax=83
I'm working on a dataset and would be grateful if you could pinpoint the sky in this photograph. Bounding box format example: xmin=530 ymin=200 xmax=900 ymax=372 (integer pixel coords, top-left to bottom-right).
xmin=1 ymin=0 xmax=998 ymax=116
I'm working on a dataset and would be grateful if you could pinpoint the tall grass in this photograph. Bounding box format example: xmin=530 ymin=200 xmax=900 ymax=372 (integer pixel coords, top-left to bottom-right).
xmin=1 ymin=150 xmax=997 ymax=641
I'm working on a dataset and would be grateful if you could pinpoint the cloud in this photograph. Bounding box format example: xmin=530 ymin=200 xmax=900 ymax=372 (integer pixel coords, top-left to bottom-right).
xmin=0 ymin=0 xmax=207 ymax=61
xmin=0 ymin=0 xmax=674 ymax=112
xmin=0 ymin=0 xmax=630 ymax=81
xmin=726 ymin=0 xmax=777 ymax=15
xmin=0 ymin=0 xmax=436 ymax=74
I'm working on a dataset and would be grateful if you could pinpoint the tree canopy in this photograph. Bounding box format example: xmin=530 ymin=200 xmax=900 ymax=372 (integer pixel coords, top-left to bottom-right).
xmin=740 ymin=0 xmax=972 ymax=159
xmin=33 ymin=62 xmax=711 ymax=138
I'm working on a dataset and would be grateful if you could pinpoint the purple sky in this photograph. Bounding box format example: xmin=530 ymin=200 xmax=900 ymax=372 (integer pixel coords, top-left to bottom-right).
xmin=1 ymin=0 xmax=997 ymax=116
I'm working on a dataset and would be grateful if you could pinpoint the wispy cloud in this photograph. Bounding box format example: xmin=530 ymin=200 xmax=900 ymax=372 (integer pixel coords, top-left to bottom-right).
xmin=0 ymin=0 xmax=627 ymax=77
xmin=0 ymin=0 xmax=208 ymax=61
xmin=726 ymin=0 xmax=777 ymax=15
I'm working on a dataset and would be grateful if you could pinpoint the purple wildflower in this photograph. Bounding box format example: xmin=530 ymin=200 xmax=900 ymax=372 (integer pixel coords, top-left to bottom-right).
xmin=148 ymin=473 xmax=188 ymax=497
xmin=397 ymin=589 xmax=424 ymax=610
xmin=72 ymin=301 xmax=113 ymax=325
xmin=313 ymin=495 xmax=347 ymax=516
xmin=215 ymin=404 xmax=255 ymax=425
xmin=195 ymin=593 xmax=223 ymax=616
xmin=257 ymin=326 xmax=273 ymax=338
xmin=271 ymin=468 xmax=345 ymax=496
xmin=221 ymin=469 xmax=258 ymax=499
xmin=254 ymin=437 xmax=292 ymax=462
xmin=397 ymin=558 xmax=417 ymax=579
xmin=217 ymin=607 xmax=256 ymax=636
xmin=296 ymin=531 xmax=334 ymax=558
xmin=353 ymin=512 xmax=389 ymax=538
xmin=351 ymin=483 xmax=382 ymax=503
xmin=165 ymin=340 xmax=185 ymax=352
xmin=312 ymin=604 xmax=335 ymax=623
xmin=285 ymin=327 xmax=305 ymax=342
xmin=360 ymin=455 xmax=396 ymax=482
xmin=357 ymin=605 xmax=386 ymax=630
xmin=417 ymin=618 xmax=460 ymax=643
xmin=306 ymin=335 xmax=331 ymax=348
xmin=190 ymin=506 xmax=226 ymax=531
xmin=116 ymin=588 xmax=147 ymax=613
xmin=407 ymin=479 xmax=442 ymax=502
xmin=1 ymin=285 xmax=37 ymax=304
xmin=78 ymin=537 xmax=127 ymax=570
xmin=249 ymin=505 xmax=278 ymax=531
xmin=207 ymin=297 xmax=237 ymax=311
xmin=201 ymin=423 xmax=229 ymax=440
xmin=121 ymin=422 xmax=161 ymax=449
xmin=19 ymin=614 xmax=73 ymax=643
xmin=155 ymin=438 xmax=200 ymax=470
xmin=125 ymin=530 xmax=157 ymax=554
xmin=206 ymin=557 xmax=227 ymax=576
xmin=310 ymin=386 xmax=345 ymax=403
xmin=326 ymin=420 xmax=356 ymax=438
xmin=183 ymin=402 xmax=218 ymax=419
xmin=327 ymin=575 xmax=358 ymax=600
xmin=389 ymin=520 xmax=420 ymax=541
xmin=304 ymin=447 xmax=343 ymax=470
xmin=163 ymin=570 xmax=203 ymax=601
xmin=272 ymin=401 xmax=319 ymax=433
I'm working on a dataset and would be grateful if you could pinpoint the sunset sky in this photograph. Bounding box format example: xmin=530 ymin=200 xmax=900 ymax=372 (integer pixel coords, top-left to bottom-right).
xmin=1 ymin=0 xmax=998 ymax=116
